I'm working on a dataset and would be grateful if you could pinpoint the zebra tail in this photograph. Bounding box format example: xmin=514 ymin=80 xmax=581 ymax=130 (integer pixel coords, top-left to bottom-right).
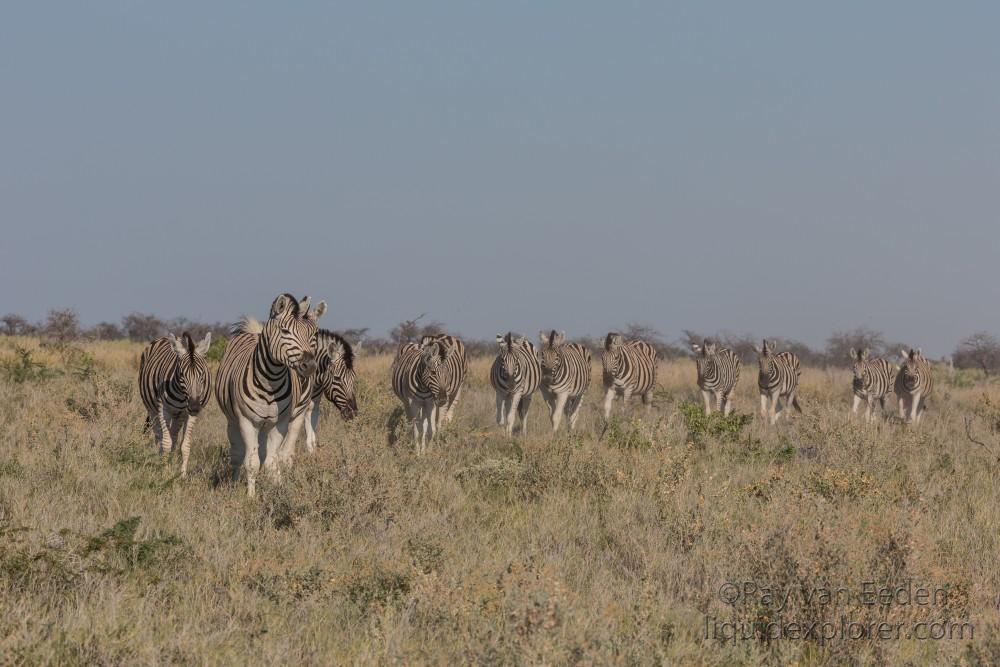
xmin=792 ymin=395 xmax=803 ymax=413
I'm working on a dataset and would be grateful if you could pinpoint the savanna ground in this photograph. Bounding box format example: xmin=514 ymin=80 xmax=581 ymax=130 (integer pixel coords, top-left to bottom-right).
xmin=2 ymin=336 xmax=1000 ymax=666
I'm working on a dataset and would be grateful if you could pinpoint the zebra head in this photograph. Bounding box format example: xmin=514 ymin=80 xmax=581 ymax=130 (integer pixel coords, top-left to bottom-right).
xmin=753 ymin=339 xmax=776 ymax=377
xmin=419 ymin=338 xmax=456 ymax=404
xmin=262 ymin=293 xmax=325 ymax=379
xmin=692 ymin=338 xmax=718 ymax=377
xmin=850 ymin=347 xmax=871 ymax=387
xmin=316 ymin=331 xmax=357 ymax=420
xmin=496 ymin=332 xmax=520 ymax=382
xmin=168 ymin=331 xmax=212 ymax=414
xmin=898 ymin=348 xmax=924 ymax=389
xmin=538 ymin=330 xmax=565 ymax=380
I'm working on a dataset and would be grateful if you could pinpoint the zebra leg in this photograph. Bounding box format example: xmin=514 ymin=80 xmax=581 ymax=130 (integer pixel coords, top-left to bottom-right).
xmin=304 ymin=399 xmax=320 ymax=453
xmin=898 ymin=396 xmax=907 ymax=421
xmin=262 ymin=424 xmax=287 ymax=480
xmin=759 ymin=393 xmax=769 ymax=423
xmin=567 ymin=395 xmax=585 ymax=432
xmin=518 ymin=394 xmax=533 ymax=436
xmin=602 ymin=387 xmax=616 ymax=421
xmin=621 ymin=388 xmax=634 ymax=418
xmin=702 ymin=390 xmax=714 ymax=415
xmin=157 ymin=404 xmax=174 ymax=455
xmin=227 ymin=422 xmax=244 ymax=483
xmin=551 ymin=393 xmax=569 ymax=432
xmin=237 ymin=419 xmax=262 ymax=498
xmin=722 ymin=393 xmax=734 ymax=416
xmin=505 ymin=391 xmax=523 ymax=437
xmin=148 ymin=409 xmax=166 ymax=453
xmin=495 ymin=392 xmax=506 ymax=428
xmin=642 ymin=388 xmax=653 ymax=412
xmin=769 ymin=394 xmax=781 ymax=425
xmin=851 ymin=394 xmax=862 ymax=418
xmin=915 ymin=396 xmax=926 ymax=425
xmin=178 ymin=414 xmax=196 ymax=478
xmin=167 ymin=412 xmax=183 ymax=458
xmin=878 ymin=396 xmax=887 ymax=419
xmin=865 ymin=396 xmax=874 ymax=423
xmin=909 ymin=391 xmax=922 ymax=424
xmin=278 ymin=412 xmax=308 ymax=467
xmin=443 ymin=386 xmax=463 ymax=425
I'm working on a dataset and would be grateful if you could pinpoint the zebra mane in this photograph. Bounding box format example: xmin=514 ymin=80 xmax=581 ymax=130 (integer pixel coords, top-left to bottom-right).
xmin=232 ymin=317 xmax=263 ymax=335
xmin=318 ymin=329 xmax=355 ymax=369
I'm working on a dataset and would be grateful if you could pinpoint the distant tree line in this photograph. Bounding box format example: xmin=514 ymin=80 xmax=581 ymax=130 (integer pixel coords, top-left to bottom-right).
xmin=4 ymin=310 xmax=999 ymax=372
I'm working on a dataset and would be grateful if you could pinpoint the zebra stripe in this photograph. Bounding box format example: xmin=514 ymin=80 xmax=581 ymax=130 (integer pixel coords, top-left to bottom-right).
xmin=215 ymin=293 xmax=325 ymax=496
xmin=538 ymin=330 xmax=592 ymax=432
xmin=849 ymin=348 xmax=895 ymax=421
xmin=692 ymin=339 xmax=740 ymax=416
xmin=391 ymin=334 xmax=467 ymax=454
xmin=138 ymin=331 xmax=212 ymax=477
xmin=601 ymin=333 xmax=657 ymax=420
xmin=490 ymin=332 xmax=541 ymax=436
xmin=895 ymin=348 xmax=933 ymax=424
xmin=303 ymin=330 xmax=358 ymax=453
xmin=755 ymin=339 xmax=801 ymax=425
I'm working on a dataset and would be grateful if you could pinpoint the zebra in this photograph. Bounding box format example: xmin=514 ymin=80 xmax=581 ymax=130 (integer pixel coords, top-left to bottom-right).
xmin=691 ymin=339 xmax=741 ymax=416
xmin=601 ymin=333 xmax=657 ymax=420
xmin=754 ymin=339 xmax=801 ymax=425
xmin=538 ymin=330 xmax=592 ymax=432
xmin=895 ymin=348 xmax=933 ymax=424
xmin=391 ymin=334 xmax=467 ymax=454
xmin=215 ymin=293 xmax=325 ymax=497
xmin=302 ymin=330 xmax=358 ymax=454
xmin=490 ymin=332 xmax=541 ymax=436
xmin=849 ymin=348 xmax=896 ymax=422
xmin=138 ymin=331 xmax=212 ymax=477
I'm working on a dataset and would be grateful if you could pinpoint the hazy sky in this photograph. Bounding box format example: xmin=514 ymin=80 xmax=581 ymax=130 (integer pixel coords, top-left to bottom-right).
xmin=2 ymin=3 xmax=998 ymax=355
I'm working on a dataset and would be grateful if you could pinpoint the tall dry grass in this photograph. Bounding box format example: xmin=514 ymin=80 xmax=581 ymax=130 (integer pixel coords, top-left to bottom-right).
xmin=1 ymin=335 xmax=999 ymax=665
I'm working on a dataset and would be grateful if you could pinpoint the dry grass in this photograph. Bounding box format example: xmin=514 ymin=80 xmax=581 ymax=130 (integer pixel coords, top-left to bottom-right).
xmin=2 ymin=335 xmax=1000 ymax=665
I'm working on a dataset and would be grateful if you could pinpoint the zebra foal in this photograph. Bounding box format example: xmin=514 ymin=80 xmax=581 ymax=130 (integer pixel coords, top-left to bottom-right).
xmin=691 ymin=339 xmax=740 ymax=416
xmin=849 ymin=348 xmax=895 ymax=422
xmin=391 ymin=334 xmax=467 ymax=454
xmin=754 ymin=339 xmax=801 ymax=425
xmin=490 ymin=332 xmax=540 ymax=436
xmin=895 ymin=348 xmax=933 ymax=424
xmin=302 ymin=330 xmax=358 ymax=454
xmin=601 ymin=333 xmax=657 ymax=420
xmin=538 ymin=330 xmax=592 ymax=432
xmin=138 ymin=331 xmax=212 ymax=477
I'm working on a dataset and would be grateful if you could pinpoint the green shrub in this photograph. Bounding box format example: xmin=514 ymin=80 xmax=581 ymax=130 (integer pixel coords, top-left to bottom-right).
xmin=1 ymin=347 xmax=60 ymax=384
xmin=206 ymin=336 xmax=228 ymax=362
xmin=677 ymin=402 xmax=751 ymax=442
xmin=603 ymin=416 xmax=653 ymax=450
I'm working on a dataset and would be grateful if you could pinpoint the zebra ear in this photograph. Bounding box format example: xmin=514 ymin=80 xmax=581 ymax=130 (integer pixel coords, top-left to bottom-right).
xmin=862 ymin=348 xmax=870 ymax=360
xmin=753 ymin=343 xmax=763 ymax=355
xmin=308 ymin=301 xmax=327 ymax=321
xmin=539 ymin=331 xmax=550 ymax=346
xmin=691 ymin=343 xmax=702 ymax=355
xmin=900 ymin=348 xmax=909 ymax=360
xmin=195 ymin=332 xmax=212 ymax=356
xmin=270 ymin=293 xmax=297 ymax=318
xmin=496 ymin=334 xmax=505 ymax=348
xmin=168 ymin=333 xmax=186 ymax=357
xmin=553 ymin=331 xmax=565 ymax=346
xmin=504 ymin=332 xmax=513 ymax=348
xmin=705 ymin=341 xmax=717 ymax=355
xmin=849 ymin=347 xmax=858 ymax=360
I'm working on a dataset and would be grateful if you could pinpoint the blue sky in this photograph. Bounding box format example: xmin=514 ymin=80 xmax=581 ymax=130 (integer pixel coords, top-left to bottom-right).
xmin=2 ymin=2 xmax=998 ymax=355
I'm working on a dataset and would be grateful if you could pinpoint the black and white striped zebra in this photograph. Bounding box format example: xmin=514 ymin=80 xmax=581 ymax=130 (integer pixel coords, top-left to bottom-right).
xmin=302 ymin=330 xmax=357 ymax=453
xmin=601 ymin=333 xmax=657 ymax=420
xmin=490 ymin=332 xmax=540 ymax=436
xmin=538 ymin=330 xmax=592 ymax=432
xmin=391 ymin=334 xmax=467 ymax=454
xmin=895 ymin=348 xmax=933 ymax=424
xmin=138 ymin=331 xmax=212 ymax=477
xmin=215 ymin=293 xmax=325 ymax=496
xmin=849 ymin=348 xmax=896 ymax=422
xmin=691 ymin=339 xmax=741 ymax=416
xmin=421 ymin=334 xmax=467 ymax=426
xmin=754 ymin=339 xmax=801 ymax=425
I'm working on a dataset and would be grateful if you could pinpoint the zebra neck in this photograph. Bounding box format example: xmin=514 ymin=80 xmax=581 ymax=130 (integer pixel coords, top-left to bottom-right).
xmin=252 ymin=335 xmax=290 ymax=396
